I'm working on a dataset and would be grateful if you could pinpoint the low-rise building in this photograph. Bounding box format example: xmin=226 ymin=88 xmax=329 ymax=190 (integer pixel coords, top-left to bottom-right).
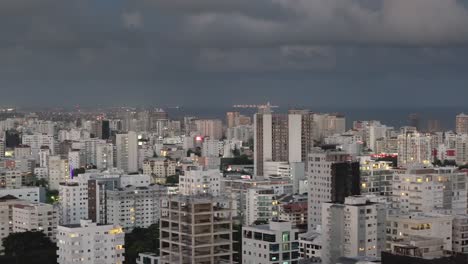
xmin=242 ymin=220 xmax=301 ymax=264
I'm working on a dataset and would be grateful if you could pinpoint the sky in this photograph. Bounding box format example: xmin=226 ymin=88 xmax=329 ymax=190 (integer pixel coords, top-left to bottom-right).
xmin=1 ymin=0 xmax=468 ymax=108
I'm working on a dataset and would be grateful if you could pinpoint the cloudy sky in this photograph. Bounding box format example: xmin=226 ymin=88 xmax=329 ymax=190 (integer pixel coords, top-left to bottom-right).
xmin=1 ymin=0 xmax=468 ymax=108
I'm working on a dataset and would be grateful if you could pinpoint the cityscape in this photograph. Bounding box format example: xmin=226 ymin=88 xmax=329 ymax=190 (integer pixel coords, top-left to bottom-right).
xmin=2 ymin=1 xmax=468 ymax=264
xmin=0 ymin=106 xmax=468 ymax=264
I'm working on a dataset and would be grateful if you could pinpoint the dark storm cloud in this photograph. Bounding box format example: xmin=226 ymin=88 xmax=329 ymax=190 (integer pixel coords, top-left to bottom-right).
xmin=0 ymin=0 xmax=468 ymax=107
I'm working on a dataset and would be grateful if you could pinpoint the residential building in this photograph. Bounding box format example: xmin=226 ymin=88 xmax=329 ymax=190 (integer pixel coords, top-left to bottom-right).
xmin=360 ymin=158 xmax=394 ymax=199
xmin=386 ymin=213 xmax=454 ymax=251
xmin=57 ymin=220 xmax=125 ymax=264
xmin=307 ymin=148 xmax=361 ymax=230
xmin=143 ymin=158 xmax=176 ymax=183
xmin=245 ymin=187 xmax=279 ymax=225
xmin=116 ymin=131 xmax=138 ymax=173
xmin=321 ymin=196 xmax=387 ymax=264
xmin=0 ymin=197 xmax=57 ymax=251
xmin=299 ymin=232 xmax=322 ymax=262
xmin=179 ymin=166 xmax=222 ymax=196
xmin=106 ymin=185 xmax=166 ymax=232
xmin=456 ymin=113 xmax=468 ymax=135
xmin=194 ymin=119 xmax=223 ymax=140
xmin=242 ymin=220 xmax=300 ymax=264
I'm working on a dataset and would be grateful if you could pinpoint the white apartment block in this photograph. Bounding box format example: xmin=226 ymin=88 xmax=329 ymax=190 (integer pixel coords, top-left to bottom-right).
xmin=0 ymin=169 xmax=23 ymax=188
xmin=13 ymin=202 xmax=58 ymax=240
xmin=321 ymin=196 xmax=386 ymax=264
xmin=48 ymin=156 xmax=70 ymax=190
xmin=386 ymin=213 xmax=454 ymax=251
xmin=59 ymin=181 xmax=88 ymax=225
xmin=245 ymin=187 xmax=279 ymax=225
xmin=0 ymin=186 xmax=44 ymax=202
xmin=0 ymin=198 xmax=57 ymax=251
xmin=194 ymin=119 xmax=223 ymax=140
xmin=393 ymin=165 xmax=467 ymax=215
xmin=68 ymin=150 xmax=81 ymax=170
xmin=307 ymin=150 xmax=360 ymax=230
xmin=14 ymin=145 xmax=32 ymax=159
xmin=106 ymin=185 xmax=166 ymax=232
xmin=120 ymin=174 xmax=152 ymax=187
xmin=299 ymin=232 xmax=322 ymax=262
xmin=455 ymin=134 xmax=468 ymax=165
xmin=22 ymin=133 xmax=55 ymax=159
xmin=39 ymin=148 xmax=50 ymax=168
xmin=57 ymin=220 xmax=125 ymax=264
xmin=226 ymin=125 xmax=253 ymax=143
xmin=34 ymin=167 xmax=49 ymax=180
xmin=242 ymin=221 xmax=300 ymax=264
xmin=116 ymin=131 xmax=138 ymax=173
xmin=397 ymin=132 xmax=433 ymax=167
xmin=264 ymin=161 xmax=292 ymax=179
xmin=360 ymin=158 xmax=394 ymax=199
xmin=179 ymin=166 xmax=222 ymax=196
xmin=202 ymin=139 xmax=223 ymax=157
xmin=159 ymin=195 xmax=235 ymax=264
xmin=83 ymin=138 xmax=107 ymax=166
xmin=453 ymin=214 xmax=468 ymax=254
xmin=96 ymin=143 xmax=114 ymax=170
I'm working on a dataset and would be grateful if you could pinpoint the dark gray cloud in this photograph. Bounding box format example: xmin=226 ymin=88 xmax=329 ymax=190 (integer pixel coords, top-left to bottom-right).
xmin=0 ymin=0 xmax=468 ymax=108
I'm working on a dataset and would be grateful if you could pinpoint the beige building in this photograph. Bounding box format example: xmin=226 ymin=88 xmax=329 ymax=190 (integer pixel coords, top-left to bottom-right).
xmin=143 ymin=158 xmax=176 ymax=184
xmin=456 ymin=113 xmax=468 ymax=135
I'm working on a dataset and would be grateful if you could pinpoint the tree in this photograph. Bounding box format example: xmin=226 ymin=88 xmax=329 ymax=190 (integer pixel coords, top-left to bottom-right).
xmin=231 ymin=146 xmax=241 ymax=157
xmin=165 ymin=174 xmax=179 ymax=185
xmin=124 ymin=224 xmax=160 ymax=264
xmin=1 ymin=231 xmax=57 ymax=264
xmin=46 ymin=190 xmax=59 ymax=204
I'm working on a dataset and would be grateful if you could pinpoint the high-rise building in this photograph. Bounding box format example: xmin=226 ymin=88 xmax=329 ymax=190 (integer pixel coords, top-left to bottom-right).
xmin=427 ymin=119 xmax=441 ymax=133
xmin=321 ymin=196 xmax=387 ymax=264
xmin=116 ymin=131 xmax=138 ymax=173
xmin=254 ymin=109 xmax=316 ymax=177
xmin=159 ymin=195 xmax=236 ymax=264
xmin=57 ymin=220 xmax=125 ymax=264
xmin=242 ymin=220 xmax=301 ymax=264
xmin=96 ymin=143 xmax=114 ymax=170
xmin=408 ymin=113 xmax=421 ymax=131
xmin=226 ymin=111 xmax=240 ymax=128
xmin=97 ymin=120 xmax=111 ymax=140
xmin=245 ymin=187 xmax=279 ymax=225
xmin=456 ymin=113 xmax=468 ymax=135
xmin=392 ymin=165 xmax=467 ymax=215
xmin=106 ymin=185 xmax=166 ymax=232
xmin=307 ymin=147 xmax=361 ymax=230
xmin=360 ymin=157 xmax=394 ymax=199
xmin=22 ymin=133 xmax=55 ymax=159
xmin=397 ymin=131 xmax=433 ymax=167
xmin=194 ymin=119 xmax=223 ymax=140
xmin=48 ymin=156 xmax=70 ymax=190
xmin=59 ymin=181 xmax=89 ymax=225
